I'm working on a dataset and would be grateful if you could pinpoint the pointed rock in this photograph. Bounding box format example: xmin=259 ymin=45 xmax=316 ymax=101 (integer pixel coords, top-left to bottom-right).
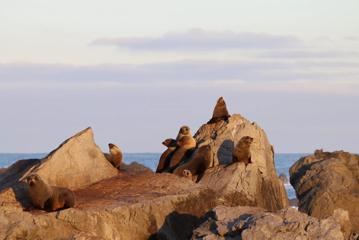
xmin=26 ymin=127 xmax=118 ymax=190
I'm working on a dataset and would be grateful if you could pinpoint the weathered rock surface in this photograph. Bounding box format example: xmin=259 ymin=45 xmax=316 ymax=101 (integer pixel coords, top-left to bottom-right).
xmin=289 ymin=150 xmax=359 ymax=231
xmin=27 ymin=127 xmax=118 ymax=190
xmin=192 ymin=205 xmax=353 ymax=240
xmin=0 ymin=170 xmax=215 ymax=240
xmin=195 ymin=114 xmax=289 ymax=211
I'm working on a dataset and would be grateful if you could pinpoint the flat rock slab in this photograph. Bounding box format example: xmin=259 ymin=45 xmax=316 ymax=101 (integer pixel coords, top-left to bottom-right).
xmin=74 ymin=171 xmax=198 ymax=209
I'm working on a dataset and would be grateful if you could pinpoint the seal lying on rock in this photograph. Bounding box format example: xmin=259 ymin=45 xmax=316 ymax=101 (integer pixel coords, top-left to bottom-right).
xmin=232 ymin=136 xmax=253 ymax=166
xmin=207 ymin=97 xmax=231 ymax=124
xmin=104 ymin=143 xmax=123 ymax=169
xmin=23 ymin=174 xmax=75 ymax=211
xmin=173 ymin=145 xmax=212 ymax=181
xmin=156 ymin=138 xmax=177 ymax=173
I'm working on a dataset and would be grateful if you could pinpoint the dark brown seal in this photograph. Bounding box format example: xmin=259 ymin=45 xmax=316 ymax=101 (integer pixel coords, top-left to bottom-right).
xmin=207 ymin=97 xmax=231 ymax=124
xmin=23 ymin=174 xmax=75 ymax=211
xmin=232 ymin=136 xmax=253 ymax=165
xmin=173 ymin=145 xmax=212 ymax=181
xmin=156 ymin=138 xmax=177 ymax=173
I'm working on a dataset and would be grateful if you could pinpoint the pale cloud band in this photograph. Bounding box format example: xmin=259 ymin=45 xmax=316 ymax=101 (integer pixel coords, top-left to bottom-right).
xmin=92 ymin=28 xmax=302 ymax=51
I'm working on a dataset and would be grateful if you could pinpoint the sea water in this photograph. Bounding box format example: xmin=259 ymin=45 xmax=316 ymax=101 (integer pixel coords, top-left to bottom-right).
xmin=0 ymin=153 xmax=307 ymax=199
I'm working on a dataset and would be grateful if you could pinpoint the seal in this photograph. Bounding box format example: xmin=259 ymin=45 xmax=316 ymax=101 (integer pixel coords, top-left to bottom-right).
xmin=173 ymin=145 xmax=212 ymax=181
xmin=207 ymin=97 xmax=231 ymax=124
xmin=169 ymin=135 xmax=197 ymax=169
xmin=104 ymin=143 xmax=123 ymax=169
xmin=176 ymin=125 xmax=192 ymax=141
xmin=182 ymin=169 xmax=198 ymax=182
xmin=23 ymin=174 xmax=75 ymax=211
xmin=232 ymin=136 xmax=253 ymax=165
xmin=156 ymin=138 xmax=177 ymax=173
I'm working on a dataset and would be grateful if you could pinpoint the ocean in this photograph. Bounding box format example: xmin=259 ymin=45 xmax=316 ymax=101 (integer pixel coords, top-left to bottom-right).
xmin=0 ymin=153 xmax=307 ymax=199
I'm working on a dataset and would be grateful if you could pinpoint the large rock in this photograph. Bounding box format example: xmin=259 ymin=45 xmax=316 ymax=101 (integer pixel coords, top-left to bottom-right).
xmin=289 ymin=150 xmax=359 ymax=232
xmin=196 ymin=114 xmax=289 ymax=211
xmin=28 ymin=127 xmax=118 ymax=189
xmin=0 ymin=127 xmax=118 ymax=209
xmin=0 ymin=171 xmax=216 ymax=240
xmin=192 ymin=205 xmax=352 ymax=240
xmin=0 ymin=127 xmax=118 ymax=191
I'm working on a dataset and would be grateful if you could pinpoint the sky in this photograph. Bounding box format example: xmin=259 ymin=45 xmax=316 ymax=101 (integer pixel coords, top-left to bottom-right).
xmin=0 ymin=0 xmax=358 ymax=153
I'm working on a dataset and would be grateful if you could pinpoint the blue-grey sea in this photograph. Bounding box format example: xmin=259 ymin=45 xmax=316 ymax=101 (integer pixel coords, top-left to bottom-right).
xmin=0 ymin=153 xmax=307 ymax=200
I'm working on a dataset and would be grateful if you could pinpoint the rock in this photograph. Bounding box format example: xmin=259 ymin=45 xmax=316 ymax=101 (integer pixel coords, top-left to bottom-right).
xmin=192 ymin=205 xmax=352 ymax=240
xmin=0 ymin=171 xmax=215 ymax=240
xmin=0 ymin=107 xmax=289 ymax=239
xmin=28 ymin=127 xmax=118 ymax=190
xmin=0 ymin=127 xmax=118 ymax=191
xmin=0 ymin=127 xmax=118 ymax=209
xmin=289 ymin=150 xmax=359 ymax=231
xmin=196 ymin=114 xmax=289 ymax=211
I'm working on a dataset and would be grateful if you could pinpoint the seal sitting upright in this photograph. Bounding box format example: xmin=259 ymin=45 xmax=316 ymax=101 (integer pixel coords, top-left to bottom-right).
xmin=207 ymin=97 xmax=231 ymax=124
xmin=232 ymin=136 xmax=254 ymax=166
xmin=104 ymin=143 xmax=123 ymax=169
xmin=156 ymin=138 xmax=177 ymax=173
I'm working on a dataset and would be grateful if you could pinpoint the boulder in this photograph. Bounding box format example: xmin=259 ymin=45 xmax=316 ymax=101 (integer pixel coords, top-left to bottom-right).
xmin=0 ymin=127 xmax=118 ymax=208
xmin=192 ymin=205 xmax=352 ymax=240
xmin=27 ymin=127 xmax=118 ymax=189
xmin=0 ymin=127 xmax=118 ymax=192
xmin=196 ymin=114 xmax=289 ymax=211
xmin=289 ymin=150 xmax=359 ymax=231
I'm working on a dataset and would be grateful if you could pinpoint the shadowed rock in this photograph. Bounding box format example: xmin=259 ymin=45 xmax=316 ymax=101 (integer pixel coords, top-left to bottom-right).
xmin=192 ymin=205 xmax=352 ymax=240
xmin=290 ymin=150 xmax=359 ymax=232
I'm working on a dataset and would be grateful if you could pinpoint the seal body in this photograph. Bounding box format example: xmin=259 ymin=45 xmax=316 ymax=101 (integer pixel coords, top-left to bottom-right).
xmin=173 ymin=145 xmax=212 ymax=181
xmin=232 ymin=136 xmax=253 ymax=165
xmin=104 ymin=143 xmax=123 ymax=169
xmin=207 ymin=97 xmax=231 ymax=124
xmin=169 ymin=135 xmax=196 ymax=169
xmin=24 ymin=174 xmax=75 ymax=211
xmin=156 ymin=138 xmax=177 ymax=173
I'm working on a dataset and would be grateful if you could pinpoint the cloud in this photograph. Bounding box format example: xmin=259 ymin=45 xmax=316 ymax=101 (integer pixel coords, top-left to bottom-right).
xmin=92 ymin=28 xmax=302 ymax=51
xmin=1 ymin=60 xmax=359 ymax=97
xmin=261 ymin=50 xmax=359 ymax=59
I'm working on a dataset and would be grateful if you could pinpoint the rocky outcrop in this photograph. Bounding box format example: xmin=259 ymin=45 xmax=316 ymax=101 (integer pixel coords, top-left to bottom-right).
xmin=0 ymin=127 xmax=118 ymax=209
xmin=0 ymin=99 xmax=289 ymax=239
xmin=0 ymin=171 xmax=214 ymax=240
xmin=26 ymin=127 xmax=118 ymax=190
xmin=289 ymin=150 xmax=359 ymax=231
xmin=195 ymin=114 xmax=289 ymax=211
xmin=192 ymin=205 xmax=353 ymax=240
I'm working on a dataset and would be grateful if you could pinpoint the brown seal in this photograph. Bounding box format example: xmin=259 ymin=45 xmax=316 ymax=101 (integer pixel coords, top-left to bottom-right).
xmin=176 ymin=125 xmax=192 ymax=141
xmin=169 ymin=135 xmax=197 ymax=169
xmin=156 ymin=138 xmax=177 ymax=173
xmin=23 ymin=174 xmax=75 ymax=211
xmin=104 ymin=143 xmax=123 ymax=169
xmin=207 ymin=97 xmax=231 ymax=124
xmin=173 ymin=145 xmax=212 ymax=181
xmin=232 ymin=136 xmax=253 ymax=165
